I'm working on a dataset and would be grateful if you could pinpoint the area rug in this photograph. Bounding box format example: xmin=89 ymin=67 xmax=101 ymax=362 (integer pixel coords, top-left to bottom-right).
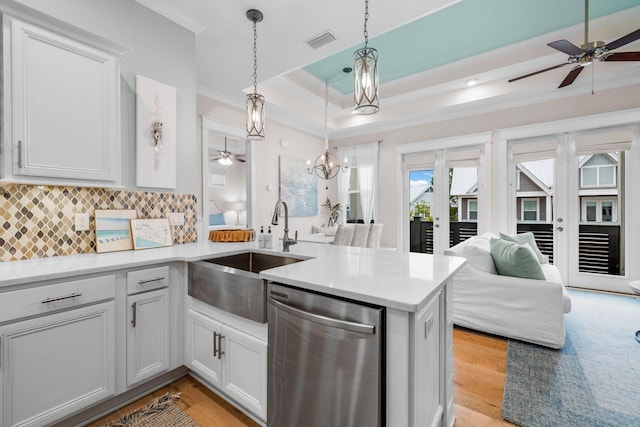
xmin=105 ymin=393 xmax=199 ymax=427
xmin=502 ymin=289 xmax=640 ymax=427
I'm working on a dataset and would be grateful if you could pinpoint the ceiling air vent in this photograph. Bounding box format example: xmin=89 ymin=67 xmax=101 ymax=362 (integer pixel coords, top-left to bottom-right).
xmin=306 ymin=30 xmax=337 ymax=50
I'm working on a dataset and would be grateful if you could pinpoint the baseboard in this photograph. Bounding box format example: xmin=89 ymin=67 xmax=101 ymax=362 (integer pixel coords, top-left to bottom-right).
xmin=52 ymin=366 xmax=189 ymax=427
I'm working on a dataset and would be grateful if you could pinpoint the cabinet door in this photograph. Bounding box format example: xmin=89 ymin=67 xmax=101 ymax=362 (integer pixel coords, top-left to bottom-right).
xmin=6 ymin=17 xmax=121 ymax=183
xmin=0 ymin=301 xmax=115 ymax=427
xmin=185 ymin=309 xmax=222 ymax=387
xmin=221 ymin=324 xmax=267 ymax=420
xmin=413 ymin=292 xmax=442 ymax=427
xmin=126 ymin=288 xmax=170 ymax=387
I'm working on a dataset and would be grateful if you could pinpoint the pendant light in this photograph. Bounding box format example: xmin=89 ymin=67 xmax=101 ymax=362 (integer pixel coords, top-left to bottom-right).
xmin=246 ymin=9 xmax=265 ymax=140
xmin=353 ymin=0 xmax=379 ymax=115
xmin=307 ymin=81 xmax=348 ymax=189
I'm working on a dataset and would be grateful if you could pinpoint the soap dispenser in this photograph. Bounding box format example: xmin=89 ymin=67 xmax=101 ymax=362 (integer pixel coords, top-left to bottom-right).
xmin=266 ymin=226 xmax=274 ymax=249
xmin=258 ymin=226 xmax=266 ymax=248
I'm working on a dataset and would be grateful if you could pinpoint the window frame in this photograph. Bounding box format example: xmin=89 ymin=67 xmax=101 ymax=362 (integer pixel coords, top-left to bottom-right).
xmin=521 ymin=198 xmax=539 ymax=222
xmin=580 ymin=164 xmax=617 ymax=188
xmin=581 ymin=198 xmax=617 ymax=223
xmin=466 ymin=199 xmax=478 ymax=221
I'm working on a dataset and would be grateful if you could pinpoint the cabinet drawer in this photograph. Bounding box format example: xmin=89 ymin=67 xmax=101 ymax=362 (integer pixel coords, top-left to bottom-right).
xmin=0 ymin=275 xmax=116 ymax=323
xmin=127 ymin=266 xmax=169 ymax=295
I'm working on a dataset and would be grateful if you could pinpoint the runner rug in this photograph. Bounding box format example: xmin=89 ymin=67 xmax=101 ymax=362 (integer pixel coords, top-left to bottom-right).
xmin=502 ymin=289 xmax=640 ymax=427
xmin=105 ymin=393 xmax=199 ymax=427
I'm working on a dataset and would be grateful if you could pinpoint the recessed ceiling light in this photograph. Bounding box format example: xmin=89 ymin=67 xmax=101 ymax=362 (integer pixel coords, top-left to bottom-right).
xmin=465 ymin=78 xmax=479 ymax=87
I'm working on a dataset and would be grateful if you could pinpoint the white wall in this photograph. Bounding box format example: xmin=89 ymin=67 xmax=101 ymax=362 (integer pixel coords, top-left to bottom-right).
xmin=334 ymin=83 xmax=640 ymax=248
xmin=197 ymin=94 xmax=337 ymax=238
xmin=15 ymin=0 xmax=197 ymax=194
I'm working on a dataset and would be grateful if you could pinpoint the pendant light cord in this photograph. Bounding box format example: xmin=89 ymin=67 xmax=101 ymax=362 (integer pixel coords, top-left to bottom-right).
xmin=324 ymin=82 xmax=329 ymax=150
xmin=363 ymin=0 xmax=369 ymax=49
xmin=252 ymin=19 xmax=258 ymax=95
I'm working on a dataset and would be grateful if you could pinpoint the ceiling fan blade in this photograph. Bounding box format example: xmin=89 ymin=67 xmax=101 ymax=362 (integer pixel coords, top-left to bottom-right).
xmin=235 ymin=158 xmax=247 ymax=163
xmin=508 ymin=63 xmax=569 ymax=83
xmin=602 ymin=51 xmax=640 ymax=61
xmin=605 ymin=28 xmax=640 ymax=51
xmin=558 ymin=66 xmax=584 ymax=88
xmin=547 ymin=39 xmax=584 ymax=56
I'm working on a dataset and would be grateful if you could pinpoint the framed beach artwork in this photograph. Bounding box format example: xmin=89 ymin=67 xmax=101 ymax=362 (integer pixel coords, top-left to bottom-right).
xmin=279 ymin=155 xmax=318 ymax=217
xmin=95 ymin=209 xmax=137 ymax=253
xmin=130 ymin=218 xmax=173 ymax=250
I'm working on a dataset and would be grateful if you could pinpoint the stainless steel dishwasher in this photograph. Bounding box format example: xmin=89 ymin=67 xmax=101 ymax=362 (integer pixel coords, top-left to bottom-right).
xmin=267 ymin=282 xmax=384 ymax=427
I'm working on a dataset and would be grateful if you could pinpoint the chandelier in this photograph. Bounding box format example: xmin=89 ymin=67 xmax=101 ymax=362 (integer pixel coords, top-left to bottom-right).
xmin=353 ymin=0 xmax=379 ymax=114
xmin=307 ymin=81 xmax=348 ymax=186
xmin=246 ymin=9 xmax=265 ymax=140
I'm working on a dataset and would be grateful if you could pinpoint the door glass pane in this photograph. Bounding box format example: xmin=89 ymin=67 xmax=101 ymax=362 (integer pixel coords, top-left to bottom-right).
xmin=515 ymin=159 xmax=554 ymax=264
xmin=409 ymin=169 xmax=434 ymax=254
xmin=449 ymin=167 xmax=478 ymax=247
xmin=578 ymin=152 xmax=623 ymax=276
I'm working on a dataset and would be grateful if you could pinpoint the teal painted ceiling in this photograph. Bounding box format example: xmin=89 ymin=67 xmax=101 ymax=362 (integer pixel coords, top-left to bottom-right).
xmin=305 ymin=0 xmax=640 ymax=94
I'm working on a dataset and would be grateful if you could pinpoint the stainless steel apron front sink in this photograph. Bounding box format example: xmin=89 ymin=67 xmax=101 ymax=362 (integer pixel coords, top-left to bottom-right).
xmin=188 ymin=251 xmax=305 ymax=323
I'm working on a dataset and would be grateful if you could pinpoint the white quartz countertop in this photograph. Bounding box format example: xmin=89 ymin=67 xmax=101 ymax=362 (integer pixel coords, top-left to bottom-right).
xmin=0 ymin=240 xmax=466 ymax=312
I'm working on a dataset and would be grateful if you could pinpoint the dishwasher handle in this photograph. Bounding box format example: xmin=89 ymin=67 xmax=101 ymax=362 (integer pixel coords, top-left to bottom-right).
xmin=269 ymin=296 xmax=375 ymax=335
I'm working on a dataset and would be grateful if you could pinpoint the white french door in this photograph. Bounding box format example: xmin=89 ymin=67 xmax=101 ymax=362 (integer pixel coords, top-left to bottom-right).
xmin=405 ymin=146 xmax=487 ymax=254
xmin=507 ymin=127 xmax=638 ymax=293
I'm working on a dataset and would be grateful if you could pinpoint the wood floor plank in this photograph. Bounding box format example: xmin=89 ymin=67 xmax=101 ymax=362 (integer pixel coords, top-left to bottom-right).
xmin=88 ymin=327 xmax=514 ymax=427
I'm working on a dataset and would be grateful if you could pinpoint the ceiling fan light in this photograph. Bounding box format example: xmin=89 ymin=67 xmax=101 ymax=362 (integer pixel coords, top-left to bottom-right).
xmin=218 ymin=157 xmax=232 ymax=166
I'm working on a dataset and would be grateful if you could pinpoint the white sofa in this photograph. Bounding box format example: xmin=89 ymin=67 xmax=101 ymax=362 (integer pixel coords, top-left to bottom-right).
xmin=444 ymin=232 xmax=571 ymax=349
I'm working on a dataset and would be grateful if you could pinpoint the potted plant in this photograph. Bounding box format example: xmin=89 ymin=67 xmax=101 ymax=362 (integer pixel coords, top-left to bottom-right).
xmin=322 ymin=197 xmax=342 ymax=227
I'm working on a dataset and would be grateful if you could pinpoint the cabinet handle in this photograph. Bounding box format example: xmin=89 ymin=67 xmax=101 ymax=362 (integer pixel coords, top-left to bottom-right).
xmin=137 ymin=276 xmax=165 ymax=285
xmin=217 ymin=334 xmax=225 ymax=360
xmin=41 ymin=292 xmax=82 ymax=304
xmin=17 ymin=140 xmax=23 ymax=169
xmin=213 ymin=331 xmax=218 ymax=357
xmin=131 ymin=302 xmax=137 ymax=327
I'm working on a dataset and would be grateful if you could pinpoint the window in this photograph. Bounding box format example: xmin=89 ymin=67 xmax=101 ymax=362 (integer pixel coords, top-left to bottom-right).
xmin=581 ymin=165 xmax=616 ymax=187
xmin=581 ymin=199 xmax=616 ymax=223
xmin=467 ymin=199 xmax=478 ymax=221
xmin=521 ymin=199 xmax=539 ymax=221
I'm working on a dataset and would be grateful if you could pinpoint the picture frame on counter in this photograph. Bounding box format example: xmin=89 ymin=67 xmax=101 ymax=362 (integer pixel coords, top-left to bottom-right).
xmin=130 ymin=218 xmax=174 ymax=250
xmin=95 ymin=209 xmax=137 ymax=253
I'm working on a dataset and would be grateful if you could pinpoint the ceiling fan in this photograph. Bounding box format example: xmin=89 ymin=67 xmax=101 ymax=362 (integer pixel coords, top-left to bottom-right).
xmin=509 ymin=0 xmax=640 ymax=88
xmin=210 ymin=137 xmax=246 ymax=165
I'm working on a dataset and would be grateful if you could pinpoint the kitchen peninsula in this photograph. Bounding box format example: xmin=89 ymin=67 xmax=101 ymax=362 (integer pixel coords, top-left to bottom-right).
xmin=0 ymin=241 xmax=465 ymax=427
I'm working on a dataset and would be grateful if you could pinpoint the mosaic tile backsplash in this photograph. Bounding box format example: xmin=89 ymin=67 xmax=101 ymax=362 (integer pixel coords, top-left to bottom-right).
xmin=1 ymin=184 xmax=198 ymax=262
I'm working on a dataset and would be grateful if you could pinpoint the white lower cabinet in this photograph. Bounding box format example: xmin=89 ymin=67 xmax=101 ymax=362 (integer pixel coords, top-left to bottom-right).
xmin=412 ymin=290 xmax=442 ymax=427
xmin=126 ymin=287 xmax=170 ymax=387
xmin=0 ymin=301 xmax=116 ymax=427
xmin=186 ymin=309 xmax=267 ymax=420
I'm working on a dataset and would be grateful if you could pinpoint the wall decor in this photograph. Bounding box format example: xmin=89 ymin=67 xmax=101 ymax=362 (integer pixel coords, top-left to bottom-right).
xmin=279 ymin=155 xmax=318 ymax=217
xmin=136 ymin=75 xmax=177 ymax=189
xmin=130 ymin=218 xmax=174 ymax=250
xmin=95 ymin=209 xmax=137 ymax=253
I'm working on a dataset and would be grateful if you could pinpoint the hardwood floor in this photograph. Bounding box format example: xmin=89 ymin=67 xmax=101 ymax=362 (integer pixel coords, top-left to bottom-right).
xmin=88 ymin=327 xmax=514 ymax=427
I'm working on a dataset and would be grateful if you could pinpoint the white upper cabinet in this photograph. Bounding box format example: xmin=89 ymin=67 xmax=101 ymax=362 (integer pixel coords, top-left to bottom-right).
xmin=0 ymin=1 xmax=129 ymax=186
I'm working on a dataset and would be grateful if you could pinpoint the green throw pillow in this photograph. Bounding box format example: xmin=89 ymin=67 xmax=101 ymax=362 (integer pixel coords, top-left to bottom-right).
xmin=490 ymin=238 xmax=545 ymax=280
xmin=499 ymin=232 xmax=546 ymax=264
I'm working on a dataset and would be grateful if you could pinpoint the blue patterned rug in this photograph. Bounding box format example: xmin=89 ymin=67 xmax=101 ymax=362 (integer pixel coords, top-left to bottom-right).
xmin=502 ymin=289 xmax=640 ymax=427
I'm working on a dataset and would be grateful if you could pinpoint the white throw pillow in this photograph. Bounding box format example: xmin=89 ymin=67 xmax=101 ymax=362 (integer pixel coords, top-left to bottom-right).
xmin=462 ymin=240 xmax=497 ymax=274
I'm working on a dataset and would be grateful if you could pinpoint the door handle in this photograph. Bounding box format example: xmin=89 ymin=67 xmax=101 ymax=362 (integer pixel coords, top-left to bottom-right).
xmin=269 ymin=297 xmax=375 ymax=334
xmin=131 ymin=302 xmax=137 ymax=327
xmin=435 ymin=224 xmax=440 ymax=228
xmin=556 ymin=227 xmax=564 ymax=232
xmin=213 ymin=331 xmax=218 ymax=357
xmin=217 ymin=333 xmax=225 ymax=360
